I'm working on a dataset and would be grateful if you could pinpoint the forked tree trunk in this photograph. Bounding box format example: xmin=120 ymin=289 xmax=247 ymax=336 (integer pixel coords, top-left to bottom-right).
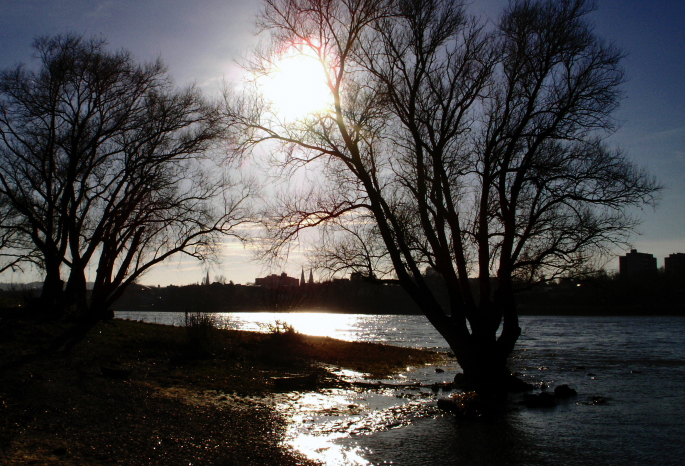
xmin=40 ymin=256 xmax=64 ymax=311
xmin=441 ymin=291 xmax=524 ymax=394
xmin=453 ymin=335 xmax=517 ymax=393
xmin=64 ymin=266 xmax=88 ymax=314
xmin=88 ymin=284 xmax=122 ymax=322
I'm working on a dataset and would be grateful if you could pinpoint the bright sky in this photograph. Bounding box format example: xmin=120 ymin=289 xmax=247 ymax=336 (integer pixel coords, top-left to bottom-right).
xmin=0 ymin=0 xmax=683 ymax=286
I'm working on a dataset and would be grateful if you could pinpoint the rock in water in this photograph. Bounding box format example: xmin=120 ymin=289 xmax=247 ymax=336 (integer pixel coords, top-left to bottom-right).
xmin=554 ymin=384 xmax=577 ymax=398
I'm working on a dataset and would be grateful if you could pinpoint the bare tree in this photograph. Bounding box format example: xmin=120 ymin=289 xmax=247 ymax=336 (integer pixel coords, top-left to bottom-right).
xmin=0 ymin=34 xmax=252 ymax=319
xmin=0 ymin=196 xmax=40 ymax=274
xmin=85 ymin=123 xmax=253 ymax=317
xmin=226 ymin=0 xmax=659 ymax=391
xmin=306 ymin=218 xmax=393 ymax=280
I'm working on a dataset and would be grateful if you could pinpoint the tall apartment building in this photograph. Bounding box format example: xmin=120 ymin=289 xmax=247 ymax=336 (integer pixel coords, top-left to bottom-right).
xmin=619 ymin=249 xmax=657 ymax=278
xmin=665 ymin=253 xmax=685 ymax=275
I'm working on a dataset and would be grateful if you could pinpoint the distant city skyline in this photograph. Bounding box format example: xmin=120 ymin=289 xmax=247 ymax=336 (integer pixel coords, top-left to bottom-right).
xmin=1 ymin=0 xmax=683 ymax=286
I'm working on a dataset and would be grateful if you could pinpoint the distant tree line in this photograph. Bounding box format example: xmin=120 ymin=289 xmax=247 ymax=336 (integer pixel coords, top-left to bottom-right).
xmin=109 ymin=268 xmax=684 ymax=316
xmin=113 ymin=279 xmax=425 ymax=314
xmin=517 ymin=270 xmax=685 ymax=315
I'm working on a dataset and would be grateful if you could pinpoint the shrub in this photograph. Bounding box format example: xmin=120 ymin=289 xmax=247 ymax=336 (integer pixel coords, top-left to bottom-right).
xmin=261 ymin=320 xmax=307 ymax=362
xmin=184 ymin=311 xmax=217 ymax=358
xmin=266 ymin=320 xmax=296 ymax=336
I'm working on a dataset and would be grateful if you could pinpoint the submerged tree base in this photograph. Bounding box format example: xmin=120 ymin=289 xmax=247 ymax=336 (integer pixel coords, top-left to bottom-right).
xmin=453 ymin=371 xmax=536 ymax=395
xmin=439 ymin=373 xmax=536 ymax=420
xmin=437 ymin=391 xmax=508 ymax=421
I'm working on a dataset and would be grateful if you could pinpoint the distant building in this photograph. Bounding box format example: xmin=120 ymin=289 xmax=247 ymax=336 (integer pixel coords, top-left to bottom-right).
xmin=619 ymin=249 xmax=657 ymax=278
xmin=255 ymin=272 xmax=300 ymax=288
xmin=665 ymin=253 xmax=685 ymax=275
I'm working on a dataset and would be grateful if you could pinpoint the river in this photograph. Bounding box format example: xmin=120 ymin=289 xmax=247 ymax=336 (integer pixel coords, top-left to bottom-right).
xmin=115 ymin=311 xmax=685 ymax=465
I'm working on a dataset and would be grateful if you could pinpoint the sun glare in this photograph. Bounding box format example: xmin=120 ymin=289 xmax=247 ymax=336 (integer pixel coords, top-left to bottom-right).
xmin=259 ymin=49 xmax=333 ymax=120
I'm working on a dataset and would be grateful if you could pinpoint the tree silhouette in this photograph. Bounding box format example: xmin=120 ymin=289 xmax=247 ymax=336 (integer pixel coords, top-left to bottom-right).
xmin=0 ymin=34 xmax=252 ymax=319
xmin=227 ymin=0 xmax=659 ymax=391
xmin=0 ymin=196 xmax=40 ymax=274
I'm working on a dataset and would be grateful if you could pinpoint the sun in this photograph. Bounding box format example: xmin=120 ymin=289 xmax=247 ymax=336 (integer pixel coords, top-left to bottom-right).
xmin=259 ymin=48 xmax=333 ymax=120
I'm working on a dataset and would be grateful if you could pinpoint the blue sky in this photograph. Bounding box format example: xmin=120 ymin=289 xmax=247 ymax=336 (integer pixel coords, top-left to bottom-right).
xmin=1 ymin=0 xmax=683 ymax=285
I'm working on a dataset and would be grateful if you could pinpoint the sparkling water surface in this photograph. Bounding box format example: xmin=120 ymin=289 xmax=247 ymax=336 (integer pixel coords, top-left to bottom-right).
xmin=116 ymin=311 xmax=685 ymax=465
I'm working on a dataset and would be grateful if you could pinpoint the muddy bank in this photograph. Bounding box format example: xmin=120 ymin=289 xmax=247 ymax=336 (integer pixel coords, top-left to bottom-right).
xmin=0 ymin=316 xmax=442 ymax=465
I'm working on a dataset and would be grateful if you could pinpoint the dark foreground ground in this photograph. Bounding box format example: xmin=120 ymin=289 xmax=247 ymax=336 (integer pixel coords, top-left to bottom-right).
xmin=0 ymin=313 xmax=442 ymax=465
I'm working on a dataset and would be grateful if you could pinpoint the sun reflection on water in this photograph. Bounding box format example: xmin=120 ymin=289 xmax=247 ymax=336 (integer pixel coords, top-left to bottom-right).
xmin=275 ymin=390 xmax=371 ymax=465
xmin=217 ymin=312 xmax=380 ymax=341
xmin=213 ymin=312 xmax=457 ymax=464
xmin=273 ymin=370 xmax=449 ymax=466
xmin=289 ymin=434 xmax=371 ymax=466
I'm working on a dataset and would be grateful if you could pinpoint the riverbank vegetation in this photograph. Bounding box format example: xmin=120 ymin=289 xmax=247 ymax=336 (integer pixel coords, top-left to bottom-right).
xmin=0 ymin=314 xmax=443 ymax=464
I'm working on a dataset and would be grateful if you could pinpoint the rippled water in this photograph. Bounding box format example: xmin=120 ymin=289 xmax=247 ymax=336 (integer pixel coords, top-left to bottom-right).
xmin=116 ymin=311 xmax=685 ymax=465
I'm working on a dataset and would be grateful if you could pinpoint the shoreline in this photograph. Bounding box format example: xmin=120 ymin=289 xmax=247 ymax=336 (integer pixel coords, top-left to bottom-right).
xmin=0 ymin=316 xmax=443 ymax=465
xmin=113 ymin=307 xmax=685 ymax=317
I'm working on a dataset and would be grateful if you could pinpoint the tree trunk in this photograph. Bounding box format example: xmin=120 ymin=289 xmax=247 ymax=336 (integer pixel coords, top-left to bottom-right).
xmin=87 ymin=286 xmax=116 ymax=322
xmin=454 ymin=336 xmax=514 ymax=393
xmin=446 ymin=299 xmax=526 ymax=394
xmin=494 ymin=285 xmax=522 ymax=362
xmin=64 ymin=266 xmax=88 ymax=314
xmin=40 ymin=256 xmax=64 ymax=311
